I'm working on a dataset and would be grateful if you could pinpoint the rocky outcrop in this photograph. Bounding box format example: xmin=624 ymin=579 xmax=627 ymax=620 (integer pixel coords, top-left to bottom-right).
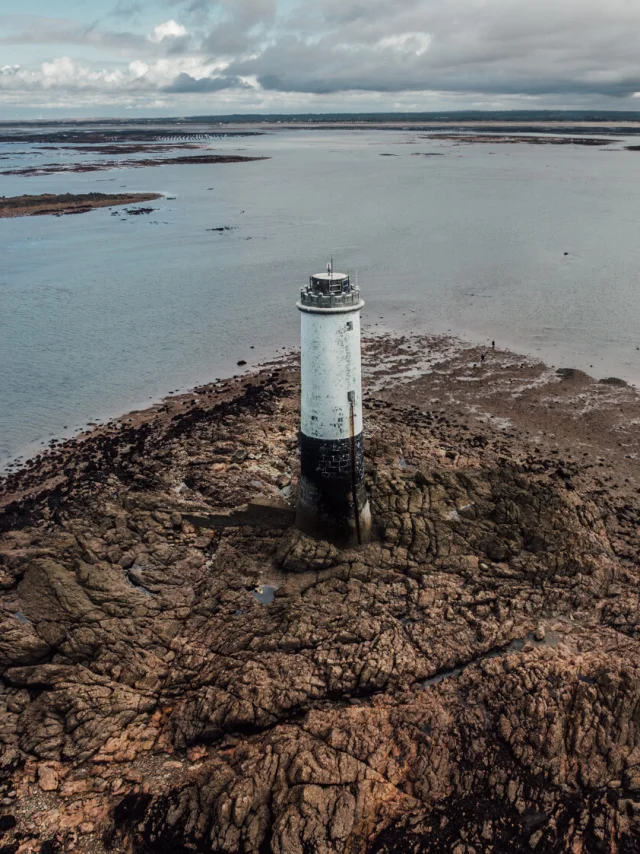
xmin=118 ymin=646 xmax=640 ymax=854
xmin=0 ymin=354 xmax=638 ymax=853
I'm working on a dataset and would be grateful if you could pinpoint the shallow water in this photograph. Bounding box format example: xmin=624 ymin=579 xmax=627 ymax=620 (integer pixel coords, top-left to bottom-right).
xmin=2 ymin=126 xmax=640 ymax=468
xmin=253 ymin=585 xmax=278 ymax=605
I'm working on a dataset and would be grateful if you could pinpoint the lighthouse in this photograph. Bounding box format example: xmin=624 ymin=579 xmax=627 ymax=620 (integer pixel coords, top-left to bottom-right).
xmin=295 ymin=264 xmax=372 ymax=547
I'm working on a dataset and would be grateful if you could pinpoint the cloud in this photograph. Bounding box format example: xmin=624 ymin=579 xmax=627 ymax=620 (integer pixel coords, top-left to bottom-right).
xmin=220 ymin=0 xmax=640 ymax=99
xmin=199 ymin=0 xmax=277 ymax=56
xmin=376 ymin=33 xmax=431 ymax=56
xmin=0 ymin=55 xmax=237 ymax=102
xmin=162 ymin=71 xmax=250 ymax=91
xmin=0 ymin=57 xmax=133 ymax=93
xmin=4 ymin=0 xmax=640 ymax=111
xmin=148 ymin=20 xmax=188 ymax=43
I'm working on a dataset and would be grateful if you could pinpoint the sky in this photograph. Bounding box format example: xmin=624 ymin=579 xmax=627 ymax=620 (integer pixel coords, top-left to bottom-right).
xmin=2 ymin=0 xmax=640 ymax=118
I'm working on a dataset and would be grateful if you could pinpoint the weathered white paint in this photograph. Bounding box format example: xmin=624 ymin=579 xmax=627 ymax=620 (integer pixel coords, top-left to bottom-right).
xmin=298 ymin=301 xmax=364 ymax=441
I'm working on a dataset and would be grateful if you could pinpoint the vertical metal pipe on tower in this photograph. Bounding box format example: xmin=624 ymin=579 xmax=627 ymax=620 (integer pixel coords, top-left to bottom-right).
xmin=296 ymin=265 xmax=372 ymax=546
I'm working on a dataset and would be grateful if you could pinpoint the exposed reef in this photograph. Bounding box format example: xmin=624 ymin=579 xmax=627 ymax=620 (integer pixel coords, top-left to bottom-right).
xmin=1 ymin=154 xmax=269 ymax=178
xmin=38 ymin=144 xmax=205 ymax=155
xmin=0 ymin=193 xmax=163 ymax=219
xmin=0 ymin=130 xmax=264 ymax=145
xmin=0 ymin=336 xmax=639 ymax=853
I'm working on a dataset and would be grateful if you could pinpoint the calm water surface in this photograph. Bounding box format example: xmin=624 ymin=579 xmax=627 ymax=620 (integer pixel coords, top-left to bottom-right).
xmin=2 ymin=126 xmax=640 ymax=467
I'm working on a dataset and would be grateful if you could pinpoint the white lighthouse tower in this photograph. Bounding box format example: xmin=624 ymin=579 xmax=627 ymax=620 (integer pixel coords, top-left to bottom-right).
xmin=295 ymin=264 xmax=372 ymax=546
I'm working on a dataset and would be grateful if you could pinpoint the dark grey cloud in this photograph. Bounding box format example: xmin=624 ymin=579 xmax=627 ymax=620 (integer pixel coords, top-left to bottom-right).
xmin=164 ymin=0 xmax=276 ymax=54
xmin=287 ymin=0 xmax=425 ymax=30
xmin=223 ymin=0 xmax=640 ymax=99
xmin=162 ymin=35 xmax=193 ymax=54
xmin=162 ymin=71 xmax=250 ymax=91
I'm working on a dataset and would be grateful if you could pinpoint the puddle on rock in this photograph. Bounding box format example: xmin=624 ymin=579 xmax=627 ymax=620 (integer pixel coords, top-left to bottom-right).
xmin=252 ymin=585 xmax=278 ymax=605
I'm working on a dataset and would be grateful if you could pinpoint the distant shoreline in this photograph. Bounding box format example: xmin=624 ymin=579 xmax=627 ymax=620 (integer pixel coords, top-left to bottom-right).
xmin=3 ymin=109 xmax=640 ymax=127
xmin=4 ymin=116 xmax=640 ymax=137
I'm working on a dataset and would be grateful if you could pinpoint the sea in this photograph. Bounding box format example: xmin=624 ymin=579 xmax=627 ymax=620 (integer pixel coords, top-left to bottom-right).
xmin=2 ymin=122 xmax=640 ymax=469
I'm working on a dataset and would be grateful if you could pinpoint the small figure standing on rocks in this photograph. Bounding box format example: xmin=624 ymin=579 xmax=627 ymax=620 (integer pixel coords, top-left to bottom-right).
xmin=481 ymin=352 xmax=487 ymax=366
xmin=491 ymin=340 xmax=495 ymax=350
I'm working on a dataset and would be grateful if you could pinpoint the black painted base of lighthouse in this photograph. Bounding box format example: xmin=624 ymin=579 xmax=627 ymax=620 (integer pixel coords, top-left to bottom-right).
xmin=295 ymin=433 xmax=372 ymax=547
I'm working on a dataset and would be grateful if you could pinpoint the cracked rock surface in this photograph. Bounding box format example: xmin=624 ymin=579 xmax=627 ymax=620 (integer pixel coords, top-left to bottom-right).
xmin=0 ymin=336 xmax=639 ymax=853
